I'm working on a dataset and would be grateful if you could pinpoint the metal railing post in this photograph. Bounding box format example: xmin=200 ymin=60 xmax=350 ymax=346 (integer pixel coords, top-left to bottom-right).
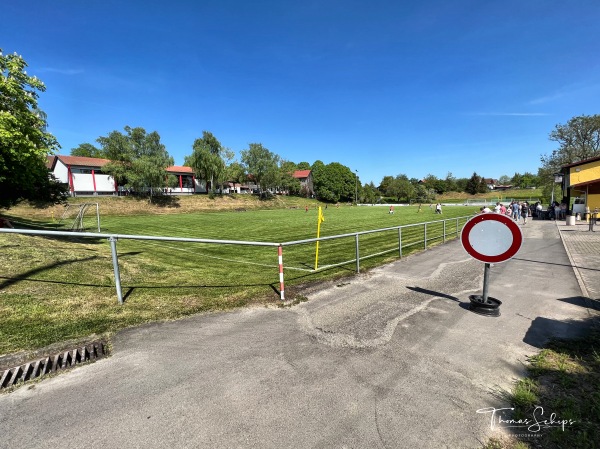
xmin=456 ymin=217 xmax=459 ymax=235
xmin=278 ymin=245 xmax=285 ymax=300
xmin=355 ymin=234 xmax=360 ymax=273
xmin=398 ymin=227 xmax=402 ymax=258
xmin=443 ymin=220 xmax=446 ymax=243
xmin=424 ymin=223 xmax=427 ymax=250
xmin=108 ymin=236 xmax=123 ymax=305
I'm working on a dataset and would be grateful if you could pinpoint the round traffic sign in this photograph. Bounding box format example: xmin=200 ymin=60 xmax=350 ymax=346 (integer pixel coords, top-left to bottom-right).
xmin=461 ymin=213 xmax=523 ymax=263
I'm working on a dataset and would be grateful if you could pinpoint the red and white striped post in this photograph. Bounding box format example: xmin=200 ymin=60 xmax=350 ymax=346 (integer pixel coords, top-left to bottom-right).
xmin=278 ymin=245 xmax=285 ymax=300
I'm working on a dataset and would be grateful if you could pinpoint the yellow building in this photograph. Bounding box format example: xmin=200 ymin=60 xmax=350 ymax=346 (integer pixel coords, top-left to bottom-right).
xmin=561 ymin=155 xmax=600 ymax=214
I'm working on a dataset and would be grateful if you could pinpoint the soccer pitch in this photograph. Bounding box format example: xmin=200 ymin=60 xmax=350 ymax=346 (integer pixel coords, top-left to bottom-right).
xmin=0 ymin=204 xmax=479 ymax=353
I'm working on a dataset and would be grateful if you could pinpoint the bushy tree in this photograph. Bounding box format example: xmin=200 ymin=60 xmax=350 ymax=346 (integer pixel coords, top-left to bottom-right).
xmin=240 ymin=143 xmax=280 ymax=191
xmin=278 ymin=160 xmax=301 ymax=194
xmin=541 ymin=114 xmax=600 ymax=172
xmin=312 ymin=160 xmax=356 ymax=202
xmin=465 ymin=172 xmax=487 ymax=195
xmin=498 ymin=175 xmax=511 ymax=185
xmin=186 ymin=131 xmax=226 ymax=194
xmin=70 ymin=143 xmax=103 ymax=158
xmin=414 ymin=185 xmax=436 ymax=203
xmin=96 ymin=126 xmax=174 ymax=201
xmin=444 ymin=172 xmax=458 ymax=192
xmin=362 ymin=182 xmax=380 ymax=204
xmin=1 ymin=49 xmax=67 ymax=208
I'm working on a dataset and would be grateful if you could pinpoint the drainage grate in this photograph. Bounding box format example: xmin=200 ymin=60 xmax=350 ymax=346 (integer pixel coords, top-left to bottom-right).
xmin=0 ymin=341 xmax=107 ymax=390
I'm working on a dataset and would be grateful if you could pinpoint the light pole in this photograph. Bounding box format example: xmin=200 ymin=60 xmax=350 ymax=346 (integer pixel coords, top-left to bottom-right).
xmin=551 ymin=172 xmax=563 ymax=205
xmin=355 ymin=170 xmax=358 ymax=205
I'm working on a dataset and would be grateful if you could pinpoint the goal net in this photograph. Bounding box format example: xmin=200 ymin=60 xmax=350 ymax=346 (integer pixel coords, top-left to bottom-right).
xmin=58 ymin=203 xmax=101 ymax=232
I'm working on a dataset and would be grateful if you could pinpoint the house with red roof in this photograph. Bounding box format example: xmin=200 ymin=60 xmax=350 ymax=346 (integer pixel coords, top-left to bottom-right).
xmin=292 ymin=169 xmax=313 ymax=196
xmin=165 ymin=165 xmax=206 ymax=194
xmin=49 ymin=155 xmax=116 ymax=196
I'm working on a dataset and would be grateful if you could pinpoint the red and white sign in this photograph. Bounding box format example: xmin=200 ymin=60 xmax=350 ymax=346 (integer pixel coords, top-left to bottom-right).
xmin=461 ymin=213 xmax=523 ymax=263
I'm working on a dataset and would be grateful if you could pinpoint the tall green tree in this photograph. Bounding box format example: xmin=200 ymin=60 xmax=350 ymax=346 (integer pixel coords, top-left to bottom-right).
xmin=70 ymin=143 xmax=104 ymax=158
xmin=0 ymin=49 xmax=67 ymax=208
xmin=498 ymin=175 xmax=511 ymax=185
xmin=444 ymin=172 xmax=458 ymax=192
xmin=278 ymin=160 xmax=301 ymax=195
xmin=541 ymin=114 xmax=600 ymax=172
xmin=240 ymin=143 xmax=280 ymax=191
xmin=186 ymin=132 xmax=227 ymax=194
xmin=311 ymin=161 xmax=356 ymax=202
xmin=413 ymin=185 xmax=436 ymax=203
xmin=465 ymin=172 xmax=487 ymax=195
xmin=362 ymin=182 xmax=380 ymax=204
xmin=97 ymin=126 xmax=173 ymax=201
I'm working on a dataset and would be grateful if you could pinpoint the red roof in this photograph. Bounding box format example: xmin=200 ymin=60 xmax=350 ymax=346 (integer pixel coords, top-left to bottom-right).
xmin=55 ymin=155 xmax=112 ymax=168
xmin=166 ymin=165 xmax=194 ymax=174
xmin=46 ymin=155 xmax=56 ymax=169
xmin=293 ymin=170 xmax=311 ymax=179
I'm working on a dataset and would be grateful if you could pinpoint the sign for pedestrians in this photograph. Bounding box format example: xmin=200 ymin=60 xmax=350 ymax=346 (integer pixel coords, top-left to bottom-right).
xmin=461 ymin=213 xmax=523 ymax=263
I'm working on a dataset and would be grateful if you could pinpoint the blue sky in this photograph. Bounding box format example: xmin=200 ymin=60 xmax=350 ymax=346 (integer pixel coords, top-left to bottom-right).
xmin=3 ymin=0 xmax=599 ymax=185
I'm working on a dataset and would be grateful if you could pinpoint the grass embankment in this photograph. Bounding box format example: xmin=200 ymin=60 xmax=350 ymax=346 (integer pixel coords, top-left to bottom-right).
xmin=484 ymin=327 xmax=600 ymax=449
xmin=0 ymin=196 xmax=479 ymax=356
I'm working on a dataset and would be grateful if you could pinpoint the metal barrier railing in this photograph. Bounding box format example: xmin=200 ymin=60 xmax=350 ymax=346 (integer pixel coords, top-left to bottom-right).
xmin=0 ymin=215 xmax=472 ymax=302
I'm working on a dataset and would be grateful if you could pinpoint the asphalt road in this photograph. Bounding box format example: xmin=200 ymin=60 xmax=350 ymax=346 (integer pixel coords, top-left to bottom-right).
xmin=0 ymin=220 xmax=593 ymax=449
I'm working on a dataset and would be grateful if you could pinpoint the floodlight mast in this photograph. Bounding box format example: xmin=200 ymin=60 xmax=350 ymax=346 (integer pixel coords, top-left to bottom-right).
xmin=355 ymin=170 xmax=358 ymax=204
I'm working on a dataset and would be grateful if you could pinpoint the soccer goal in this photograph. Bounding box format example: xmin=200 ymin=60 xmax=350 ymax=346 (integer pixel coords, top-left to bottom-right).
xmin=58 ymin=203 xmax=101 ymax=232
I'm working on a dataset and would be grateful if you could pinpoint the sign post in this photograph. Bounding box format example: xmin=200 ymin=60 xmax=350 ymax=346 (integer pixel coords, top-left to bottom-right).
xmin=461 ymin=213 xmax=523 ymax=316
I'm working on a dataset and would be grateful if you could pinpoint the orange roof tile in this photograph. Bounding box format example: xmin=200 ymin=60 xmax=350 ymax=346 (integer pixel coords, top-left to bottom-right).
xmin=293 ymin=170 xmax=311 ymax=179
xmin=56 ymin=155 xmax=112 ymax=167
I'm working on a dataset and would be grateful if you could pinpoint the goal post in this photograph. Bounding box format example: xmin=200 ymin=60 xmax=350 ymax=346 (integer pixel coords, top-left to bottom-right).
xmin=58 ymin=203 xmax=101 ymax=232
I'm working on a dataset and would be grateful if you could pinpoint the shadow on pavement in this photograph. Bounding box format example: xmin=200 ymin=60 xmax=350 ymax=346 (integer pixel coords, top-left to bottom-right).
xmin=523 ymin=313 xmax=595 ymax=349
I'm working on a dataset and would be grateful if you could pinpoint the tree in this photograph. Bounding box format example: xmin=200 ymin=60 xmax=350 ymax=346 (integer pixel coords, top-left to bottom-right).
xmin=240 ymin=143 xmax=280 ymax=191
xmin=96 ymin=126 xmax=173 ymax=201
xmin=185 ymin=131 xmax=227 ymax=195
xmin=444 ymin=172 xmax=458 ymax=193
xmin=0 ymin=50 xmax=67 ymax=208
xmin=465 ymin=172 xmax=486 ymax=195
xmin=541 ymin=114 xmax=600 ymax=173
xmin=378 ymin=175 xmax=395 ymax=194
xmin=278 ymin=160 xmax=301 ymax=195
xmin=498 ymin=175 xmax=511 ymax=185
xmin=413 ymin=185 xmax=436 ymax=203
xmin=224 ymin=161 xmax=246 ymax=185
xmin=70 ymin=143 xmax=103 ymax=158
xmin=362 ymin=182 xmax=380 ymax=204
xmin=311 ymin=161 xmax=356 ymax=202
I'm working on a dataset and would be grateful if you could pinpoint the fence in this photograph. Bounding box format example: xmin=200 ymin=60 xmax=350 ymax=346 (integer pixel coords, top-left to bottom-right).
xmin=0 ymin=215 xmax=473 ymax=303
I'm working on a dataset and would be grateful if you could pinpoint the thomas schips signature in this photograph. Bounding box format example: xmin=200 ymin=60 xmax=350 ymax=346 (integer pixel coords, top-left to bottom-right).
xmin=476 ymin=406 xmax=576 ymax=432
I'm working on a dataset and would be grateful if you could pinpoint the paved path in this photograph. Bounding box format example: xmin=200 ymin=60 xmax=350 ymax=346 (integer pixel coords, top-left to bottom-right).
xmin=0 ymin=220 xmax=596 ymax=449
xmin=557 ymin=219 xmax=600 ymax=304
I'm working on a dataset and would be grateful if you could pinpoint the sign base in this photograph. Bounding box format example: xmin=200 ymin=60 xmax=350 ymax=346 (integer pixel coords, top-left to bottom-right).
xmin=468 ymin=295 xmax=502 ymax=317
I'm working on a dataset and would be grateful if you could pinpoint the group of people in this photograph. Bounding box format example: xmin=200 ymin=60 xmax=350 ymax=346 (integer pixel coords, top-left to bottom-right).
xmin=480 ymin=201 xmax=532 ymax=225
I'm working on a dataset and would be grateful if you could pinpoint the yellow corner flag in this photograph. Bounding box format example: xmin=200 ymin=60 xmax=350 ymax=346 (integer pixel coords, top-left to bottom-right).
xmin=318 ymin=207 xmax=325 ymax=225
xmin=314 ymin=206 xmax=325 ymax=270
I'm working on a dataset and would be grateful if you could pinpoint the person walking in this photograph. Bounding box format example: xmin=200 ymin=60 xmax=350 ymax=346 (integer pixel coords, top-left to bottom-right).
xmin=511 ymin=202 xmax=520 ymax=221
xmin=521 ymin=201 xmax=529 ymax=225
xmin=435 ymin=203 xmax=442 ymax=214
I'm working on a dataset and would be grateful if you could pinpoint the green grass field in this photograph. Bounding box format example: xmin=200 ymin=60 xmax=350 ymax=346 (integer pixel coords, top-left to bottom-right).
xmin=0 ymin=203 xmax=479 ymax=355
